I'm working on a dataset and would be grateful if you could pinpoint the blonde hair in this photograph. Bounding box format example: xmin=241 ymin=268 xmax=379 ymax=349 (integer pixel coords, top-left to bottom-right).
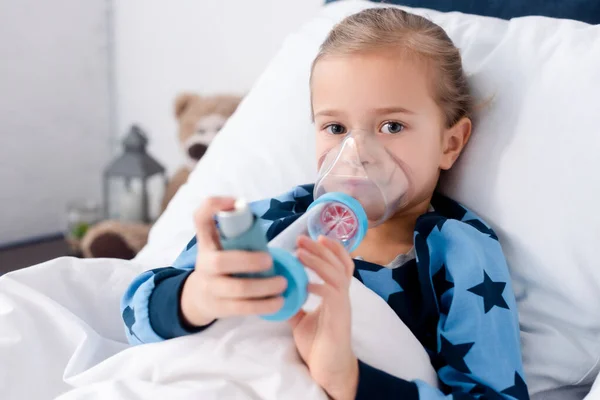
xmin=310 ymin=8 xmax=472 ymax=128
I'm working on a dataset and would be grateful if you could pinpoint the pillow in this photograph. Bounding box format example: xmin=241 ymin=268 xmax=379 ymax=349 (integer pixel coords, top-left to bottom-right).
xmin=325 ymin=0 xmax=600 ymax=24
xmin=137 ymin=0 xmax=600 ymax=396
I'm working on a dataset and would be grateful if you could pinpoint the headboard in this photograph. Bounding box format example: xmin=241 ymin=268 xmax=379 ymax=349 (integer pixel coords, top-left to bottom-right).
xmin=324 ymin=0 xmax=600 ymax=24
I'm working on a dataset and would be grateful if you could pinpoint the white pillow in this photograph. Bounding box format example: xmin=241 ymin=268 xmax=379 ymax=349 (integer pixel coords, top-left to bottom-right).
xmin=137 ymin=0 xmax=600 ymax=396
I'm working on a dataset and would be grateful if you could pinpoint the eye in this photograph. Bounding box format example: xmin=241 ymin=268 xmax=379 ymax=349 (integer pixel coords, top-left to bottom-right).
xmin=380 ymin=121 xmax=405 ymax=134
xmin=325 ymin=124 xmax=347 ymax=135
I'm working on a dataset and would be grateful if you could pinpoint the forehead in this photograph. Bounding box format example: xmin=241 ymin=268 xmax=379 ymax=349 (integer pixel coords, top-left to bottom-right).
xmin=311 ymin=52 xmax=437 ymax=114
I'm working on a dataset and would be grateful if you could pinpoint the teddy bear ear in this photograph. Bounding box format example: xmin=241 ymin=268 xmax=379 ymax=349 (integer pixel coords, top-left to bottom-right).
xmin=174 ymin=93 xmax=200 ymax=118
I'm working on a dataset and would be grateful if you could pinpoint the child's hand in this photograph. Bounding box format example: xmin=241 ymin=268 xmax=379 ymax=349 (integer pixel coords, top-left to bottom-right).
xmin=290 ymin=235 xmax=359 ymax=400
xmin=181 ymin=197 xmax=287 ymax=327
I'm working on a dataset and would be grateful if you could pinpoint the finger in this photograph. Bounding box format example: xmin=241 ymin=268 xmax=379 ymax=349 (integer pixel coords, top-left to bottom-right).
xmin=308 ymin=282 xmax=329 ymax=297
xmin=297 ymin=236 xmax=347 ymax=279
xmin=298 ymin=236 xmax=342 ymax=267
xmin=296 ymin=248 xmax=342 ymax=288
xmin=211 ymin=275 xmax=288 ymax=299
xmin=199 ymin=251 xmax=273 ymax=275
xmin=219 ymin=297 xmax=285 ymax=317
xmin=288 ymin=309 xmax=306 ymax=329
xmin=307 ymin=283 xmax=350 ymax=312
xmin=315 ymin=236 xmax=348 ymax=274
xmin=194 ymin=197 xmax=236 ymax=251
xmin=319 ymin=236 xmax=355 ymax=278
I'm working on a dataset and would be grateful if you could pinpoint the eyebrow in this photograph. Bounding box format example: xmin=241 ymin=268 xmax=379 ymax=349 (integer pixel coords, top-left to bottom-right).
xmin=372 ymin=106 xmax=416 ymax=115
xmin=313 ymin=106 xmax=415 ymax=119
xmin=313 ymin=109 xmax=344 ymax=118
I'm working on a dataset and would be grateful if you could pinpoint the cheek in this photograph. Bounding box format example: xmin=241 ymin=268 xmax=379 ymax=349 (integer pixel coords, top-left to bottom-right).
xmin=315 ymin=143 xmax=327 ymax=169
xmin=315 ymin=133 xmax=338 ymax=169
xmin=386 ymin=133 xmax=443 ymax=185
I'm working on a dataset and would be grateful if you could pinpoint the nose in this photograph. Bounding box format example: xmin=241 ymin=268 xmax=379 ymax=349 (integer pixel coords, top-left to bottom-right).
xmin=346 ymin=131 xmax=377 ymax=165
xmin=188 ymin=143 xmax=208 ymax=160
xmin=350 ymin=143 xmax=375 ymax=167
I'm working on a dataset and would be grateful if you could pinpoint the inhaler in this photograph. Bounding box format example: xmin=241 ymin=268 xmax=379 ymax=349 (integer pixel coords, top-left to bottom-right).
xmin=216 ymin=193 xmax=368 ymax=321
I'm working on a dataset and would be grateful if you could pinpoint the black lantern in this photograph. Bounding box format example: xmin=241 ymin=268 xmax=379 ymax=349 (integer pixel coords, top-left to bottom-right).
xmin=104 ymin=125 xmax=167 ymax=223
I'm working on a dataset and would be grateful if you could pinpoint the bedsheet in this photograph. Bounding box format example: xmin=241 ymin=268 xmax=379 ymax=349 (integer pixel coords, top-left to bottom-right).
xmin=0 ymin=256 xmax=436 ymax=399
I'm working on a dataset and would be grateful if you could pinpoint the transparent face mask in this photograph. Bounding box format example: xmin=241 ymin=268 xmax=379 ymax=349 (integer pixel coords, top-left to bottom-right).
xmin=314 ymin=130 xmax=412 ymax=226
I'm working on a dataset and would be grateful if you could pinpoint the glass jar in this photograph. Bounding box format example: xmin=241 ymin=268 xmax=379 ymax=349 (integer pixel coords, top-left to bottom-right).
xmin=65 ymin=200 xmax=102 ymax=254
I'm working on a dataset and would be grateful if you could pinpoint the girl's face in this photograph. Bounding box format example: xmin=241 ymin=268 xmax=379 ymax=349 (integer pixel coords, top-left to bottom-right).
xmin=311 ymin=51 xmax=470 ymax=212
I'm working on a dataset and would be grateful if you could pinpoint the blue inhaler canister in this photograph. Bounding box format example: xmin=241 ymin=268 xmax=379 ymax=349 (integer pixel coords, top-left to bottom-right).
xmin=216 ymin=199 xmax=274 ymax=278
xmin=216 ymin=193 xmax=368 ymax=322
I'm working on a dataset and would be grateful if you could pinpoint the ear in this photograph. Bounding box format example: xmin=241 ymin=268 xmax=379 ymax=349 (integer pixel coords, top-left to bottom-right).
xmin=439 ymin=117 xmax=472 ymax=170
xmin=174 ymin=93 xmax=199 ymax=118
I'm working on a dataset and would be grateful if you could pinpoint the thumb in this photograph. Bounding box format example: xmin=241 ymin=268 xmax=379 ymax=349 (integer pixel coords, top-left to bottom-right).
xmin=194 ymin=197 xmax=236 ymax=251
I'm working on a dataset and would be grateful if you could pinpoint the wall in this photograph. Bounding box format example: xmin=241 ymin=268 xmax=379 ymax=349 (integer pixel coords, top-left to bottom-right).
xmin=113 ymin=0 xmax=323 ymax=174
xmin=0 ymin=0 xmax=112 ymax=245
xmin=0 ymin=0 xmax=322 ymax=245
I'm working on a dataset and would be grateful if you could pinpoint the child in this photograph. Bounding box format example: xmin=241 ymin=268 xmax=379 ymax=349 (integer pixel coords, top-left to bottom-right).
xmin=121 ymin=8 xmax=528 ymax=400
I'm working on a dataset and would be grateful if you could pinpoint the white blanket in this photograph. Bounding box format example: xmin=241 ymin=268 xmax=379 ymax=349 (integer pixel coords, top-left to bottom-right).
xmin=0 ymin=257 xmax=437 ymax=399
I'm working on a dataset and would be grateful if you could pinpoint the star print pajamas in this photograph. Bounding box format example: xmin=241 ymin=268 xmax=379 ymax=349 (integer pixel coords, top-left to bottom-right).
xmin=121 ymin=184 xmax=529 ymax=400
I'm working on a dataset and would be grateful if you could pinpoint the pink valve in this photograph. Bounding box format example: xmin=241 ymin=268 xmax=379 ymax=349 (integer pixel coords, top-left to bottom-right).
xmin=319 ymin=203 xmax=358 ymax=242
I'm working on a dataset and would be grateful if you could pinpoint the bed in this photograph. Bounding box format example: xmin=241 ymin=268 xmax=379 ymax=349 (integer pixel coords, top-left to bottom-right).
xmin=1 ymin=1 xmax=600 ymax=399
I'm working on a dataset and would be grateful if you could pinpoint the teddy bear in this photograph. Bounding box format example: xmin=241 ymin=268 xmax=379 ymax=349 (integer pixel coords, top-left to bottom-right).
xmin=80 ymin=93 xmax=242 ymax=259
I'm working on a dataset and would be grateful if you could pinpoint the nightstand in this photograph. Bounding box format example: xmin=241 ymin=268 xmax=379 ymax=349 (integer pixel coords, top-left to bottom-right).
xmin=0 ymin=236 xmax=74 ymax=275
